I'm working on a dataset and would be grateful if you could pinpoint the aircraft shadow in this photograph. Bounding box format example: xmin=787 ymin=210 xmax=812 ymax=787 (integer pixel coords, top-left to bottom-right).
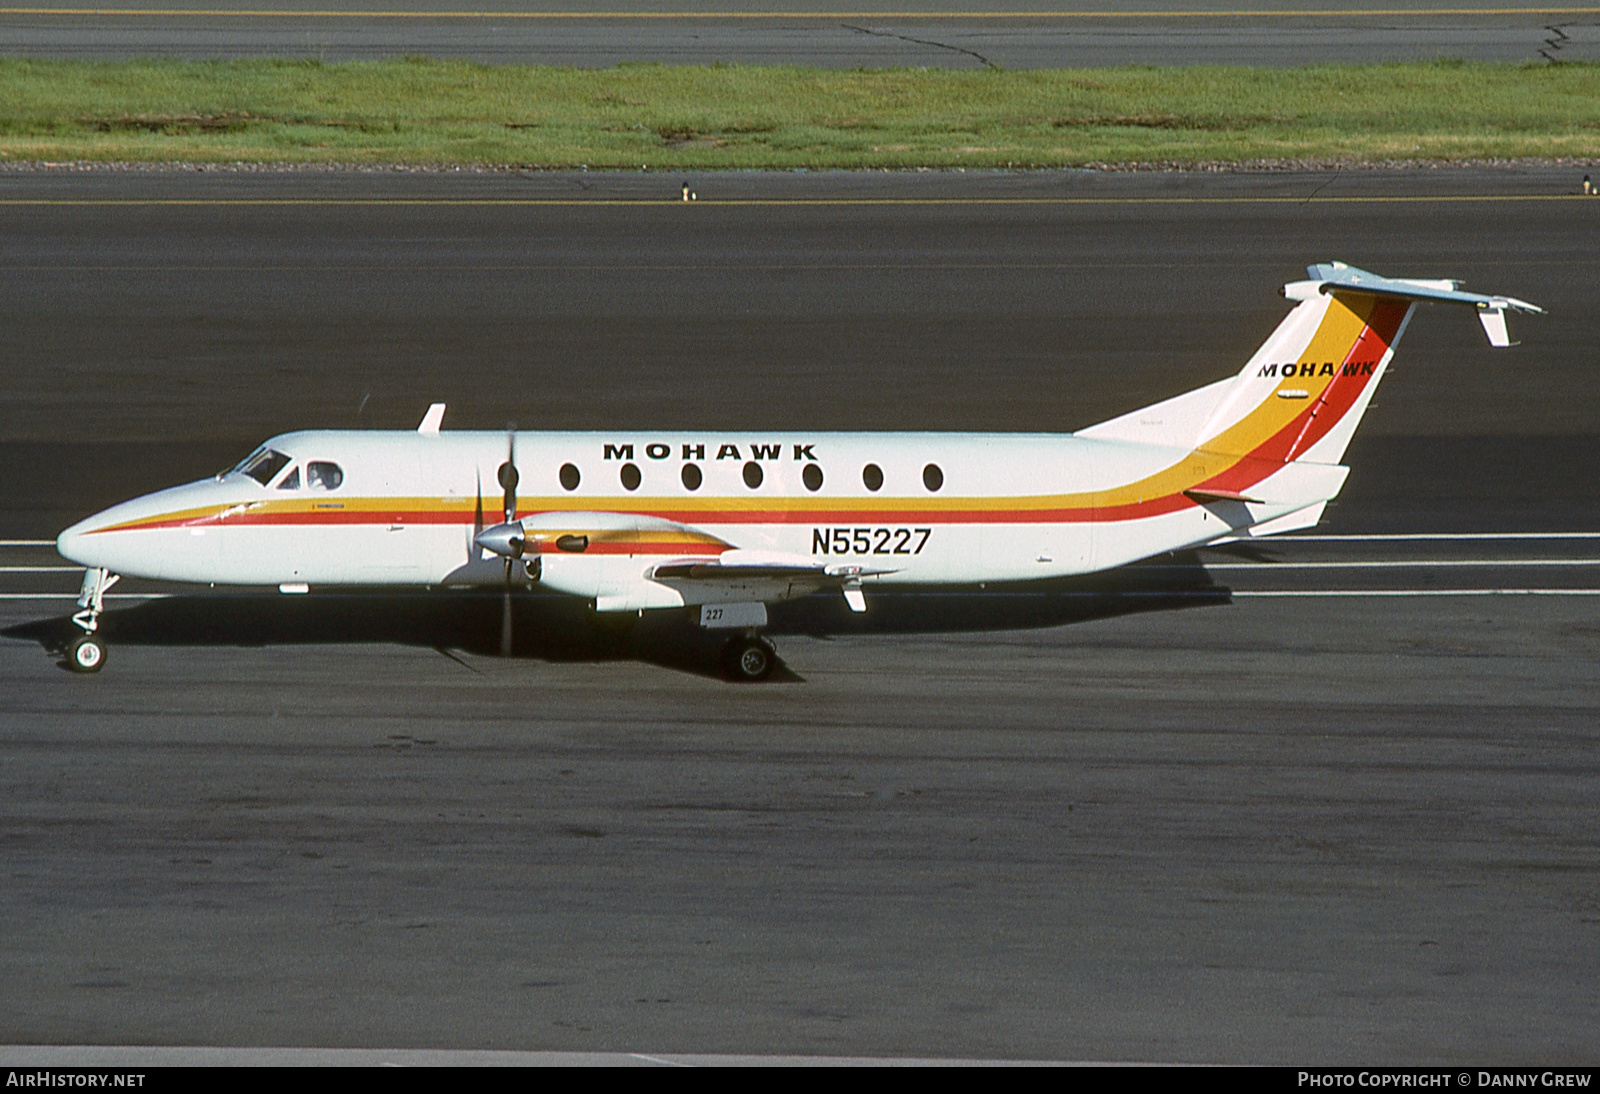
xmin=4 ymin=553 xmax=1229 ymax=681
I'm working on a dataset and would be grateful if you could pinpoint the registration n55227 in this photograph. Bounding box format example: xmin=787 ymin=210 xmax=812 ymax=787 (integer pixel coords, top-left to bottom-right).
xmin=811 ymin=527 xmax=931 ymax=556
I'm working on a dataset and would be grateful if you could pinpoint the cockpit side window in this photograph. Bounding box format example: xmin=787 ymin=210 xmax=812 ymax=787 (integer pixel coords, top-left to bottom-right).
xmin=239 ymin=448 xmax=291 ymax=486
xmin=276 ymin=467 xmax=301 ymax=490
xmin=306 ymin=461 xmax=344 ymax=491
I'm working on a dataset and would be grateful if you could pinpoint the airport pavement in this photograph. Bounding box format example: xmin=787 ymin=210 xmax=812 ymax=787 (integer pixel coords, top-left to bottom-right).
xmin=1 ymin=1 xmax=1596 ymax=65
xmin=1 ymin=590 xmax=1597 ymax=1062
xmin=0 ymin=168 xmax=1597 ymax=1062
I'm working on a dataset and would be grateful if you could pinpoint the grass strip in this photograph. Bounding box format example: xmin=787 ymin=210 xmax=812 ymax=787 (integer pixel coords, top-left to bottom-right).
xmin=2 ymin=58 xmax=1598 ymax=168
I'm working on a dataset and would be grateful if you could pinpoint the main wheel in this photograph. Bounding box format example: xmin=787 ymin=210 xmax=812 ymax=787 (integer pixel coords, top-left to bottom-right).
xmin=722 ymin=636 xmax=775 ymax=682
xmin=66 ymin=634 xmax=106 ymax=674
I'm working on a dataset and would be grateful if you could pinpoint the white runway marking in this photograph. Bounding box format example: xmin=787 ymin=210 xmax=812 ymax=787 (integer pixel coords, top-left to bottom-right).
xmin=1289 ymin=532 xmax=1600 ymax=541
xmin=0 ymin=593 xmax=165 ymax=600
xmin=1208 ymin=559 xmax=1600 ymax=569
xmin=0 ymin=1045 xmax=1073 ymax=1067
xmin=1234 ymin=588 xmax=1600 ymax=597
xmin=3 ymin=535 xmax=1598 ymax=607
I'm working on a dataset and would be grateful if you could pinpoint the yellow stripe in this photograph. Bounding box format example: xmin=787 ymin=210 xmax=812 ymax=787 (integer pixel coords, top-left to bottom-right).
xmin=3 ymin=7 xmax=1594 ymax=16
xmin=0 ymin=196 xmax=1583 ymax=208
xmin=1031 ymin=294 xmax=1373 ymax=509
xmin=1203 ymin=293 xmax=1370 ymax=456
xmin=96 ymin=486 xmax=1206 ymax=531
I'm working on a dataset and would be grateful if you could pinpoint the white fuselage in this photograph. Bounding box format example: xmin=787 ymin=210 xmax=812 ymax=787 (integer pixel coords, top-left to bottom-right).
xmin=57 ymin=428 xmax=1338 ymax=605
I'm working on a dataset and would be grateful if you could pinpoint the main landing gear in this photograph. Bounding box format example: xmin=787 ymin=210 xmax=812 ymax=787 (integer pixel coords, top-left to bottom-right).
xmin=720 ymin=632 xmax=777 ymax=682
xmin=62 ymin=567 xmax=117 ymax=674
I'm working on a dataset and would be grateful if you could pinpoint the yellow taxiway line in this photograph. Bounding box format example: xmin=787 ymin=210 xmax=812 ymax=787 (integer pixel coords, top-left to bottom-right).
xmin=0 ymin=194 xmax=1589 ymax=207
xmin=2 ymin=6 xmax=1597 ymax=16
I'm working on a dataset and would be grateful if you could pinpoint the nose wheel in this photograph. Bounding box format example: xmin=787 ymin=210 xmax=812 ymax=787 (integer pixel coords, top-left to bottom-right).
xmin=65 ymin=633 xmax=107 ymax=673
xmin=721 ymin=634 xmax=777 ymax=682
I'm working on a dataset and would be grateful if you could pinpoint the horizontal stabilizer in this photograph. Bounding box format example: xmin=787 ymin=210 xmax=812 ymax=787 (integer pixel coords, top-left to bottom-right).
xmin=1304 ymin=262 xmax=1543 ymax=313
xmin=1291 ymin=262 xmax=1542 ymax=347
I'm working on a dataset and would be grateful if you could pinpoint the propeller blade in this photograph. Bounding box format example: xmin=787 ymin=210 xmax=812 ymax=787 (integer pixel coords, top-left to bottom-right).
xmin=472 ymin=469 xmax=484 ymax=560
xmin=500 ymin=562 xmax=514 ymax=657
xmin=496 ymin=426 xmax=519 ymax=657
xmin=498 ymin=426 xmax=519 ymax=525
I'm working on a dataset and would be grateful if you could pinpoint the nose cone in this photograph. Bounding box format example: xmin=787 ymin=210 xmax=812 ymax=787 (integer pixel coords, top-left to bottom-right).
xmin=54 ymin=477 xmax=239 ymax=578
xmin=474 ymin=521 xmax=526 ymax=559
xmin=56 ymin=507 xmax=124 ymax=570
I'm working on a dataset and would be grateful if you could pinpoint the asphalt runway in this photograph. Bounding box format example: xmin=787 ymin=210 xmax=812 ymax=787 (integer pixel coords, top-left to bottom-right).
xmin=2 ymin=2 xmax=1595 ymax=65
xmin=1 ymin=167 xmax=1598 ymax=1062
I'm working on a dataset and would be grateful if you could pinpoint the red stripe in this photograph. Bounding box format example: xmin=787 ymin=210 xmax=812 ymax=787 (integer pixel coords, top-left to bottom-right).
xmin=1285 ymin=300 xmax=1407 ymax=461
xmin=538 ymin=541 xmax=732 ymax=556
xmin=97 ymin=313 xmax=1411 ymax=544
xmin=1192 ymin=299 xmax=1407 ymax=498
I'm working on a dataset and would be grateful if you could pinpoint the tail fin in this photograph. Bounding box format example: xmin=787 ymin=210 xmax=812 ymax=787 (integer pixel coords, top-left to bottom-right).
xmin=1081 ymin=262 xmax=1542 ymax=469
xmin=1191 ymin=285 xmax=1413 ymax=466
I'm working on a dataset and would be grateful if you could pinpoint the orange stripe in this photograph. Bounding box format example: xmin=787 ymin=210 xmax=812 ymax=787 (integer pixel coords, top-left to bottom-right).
xmin=91 ymin=302 xmax=1404 ymax=542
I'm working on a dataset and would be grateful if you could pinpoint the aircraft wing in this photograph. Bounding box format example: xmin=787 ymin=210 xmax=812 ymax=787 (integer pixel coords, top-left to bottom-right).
xmin=475 ymin=514 xmax=892 ymax=612
xmin=650 ymin=550 xmax=895 ymax=613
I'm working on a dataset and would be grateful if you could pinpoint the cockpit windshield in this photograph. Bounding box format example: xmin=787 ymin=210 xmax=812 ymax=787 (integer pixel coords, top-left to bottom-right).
xmin=235 ymin=448 xmax=292 ymax=486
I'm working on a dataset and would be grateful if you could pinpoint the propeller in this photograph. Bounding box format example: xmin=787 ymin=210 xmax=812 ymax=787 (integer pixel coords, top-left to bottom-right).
xmin=472 ymin=428 xmax=533 ymax=657
xmin=496 ymin=427 xmax=519 ymax=657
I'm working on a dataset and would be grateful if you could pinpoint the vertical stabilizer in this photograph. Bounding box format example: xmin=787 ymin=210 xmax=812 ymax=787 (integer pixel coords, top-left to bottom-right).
xmin=1194 ymin=289 xmax=1414 ymax=465
xmin=1078 ymin=263 xmax=1539 ymax=472
xmin=1073 ymin=263 xmax=1539 ymax=546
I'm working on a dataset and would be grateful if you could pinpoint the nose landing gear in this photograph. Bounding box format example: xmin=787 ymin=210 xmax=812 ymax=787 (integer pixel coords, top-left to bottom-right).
xmin=63 ymin=567 xmax=118 ymax=674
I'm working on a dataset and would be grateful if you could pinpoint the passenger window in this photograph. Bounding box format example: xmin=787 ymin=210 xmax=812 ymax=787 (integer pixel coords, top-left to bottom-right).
xmin=862 ymin=463 xmax=883 ymax=492
xmin=620 ymin=463 xmax=641 ymax=491
xmin=276 ymin=467 xmax=301 ymax=490
xmin=802 ymin=463 xmax=824 ymax=492
xmin=239 ymin=448 xmax=290 ymax=486
xmin=923 ymin=463 xmax=944 ymax=492
xmin=743 ymin=461 xmax=763 ymax=489
xmin=306 ymin=461 xmax=344 ymax=491
xmin=681 ymin=464 xmax=702 ymax=491
xmin=560 ymin=463 xmax=581 ymax=491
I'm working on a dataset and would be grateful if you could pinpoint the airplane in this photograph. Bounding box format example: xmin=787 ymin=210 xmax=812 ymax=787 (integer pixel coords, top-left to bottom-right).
xmin=49 ymin=262 xmax=1540 ymax=681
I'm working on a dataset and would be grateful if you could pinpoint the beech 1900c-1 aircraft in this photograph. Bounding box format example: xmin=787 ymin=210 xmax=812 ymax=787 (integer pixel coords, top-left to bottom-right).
xmin=53 ymin=263 xmax=1540 ymax=680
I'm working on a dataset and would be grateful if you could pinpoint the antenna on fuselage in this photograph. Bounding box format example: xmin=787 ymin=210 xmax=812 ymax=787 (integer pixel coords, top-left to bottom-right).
xmin=417 ymin=403 xmax=446 ymax=434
